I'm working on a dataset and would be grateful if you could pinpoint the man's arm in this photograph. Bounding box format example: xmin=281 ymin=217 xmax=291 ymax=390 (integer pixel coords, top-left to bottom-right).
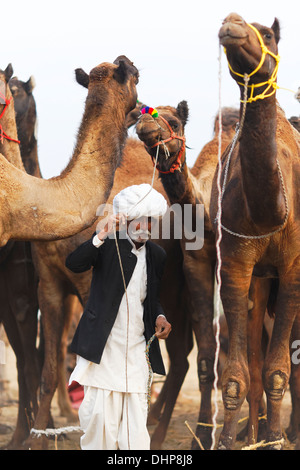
xmin=65 ymin=235 xmax=103 ymax=273
xmin=65 ymin=213 xmax=127 ymax=273
xmin=153 ymin=248 xmax=172 ymax=339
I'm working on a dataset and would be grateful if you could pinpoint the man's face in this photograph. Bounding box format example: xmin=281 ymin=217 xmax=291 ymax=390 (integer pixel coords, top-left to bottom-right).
xmin=127 ymin=216 xmax=152 ymax=243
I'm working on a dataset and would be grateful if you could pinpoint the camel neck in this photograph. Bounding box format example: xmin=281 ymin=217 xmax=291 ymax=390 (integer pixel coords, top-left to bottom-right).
xmin=160 ymin=158 xmax=196 ymax=207
xmin=16 ymin=113 xmax=42 ymax=178
xmin=239 ymin=95 xmax=286 ymax=228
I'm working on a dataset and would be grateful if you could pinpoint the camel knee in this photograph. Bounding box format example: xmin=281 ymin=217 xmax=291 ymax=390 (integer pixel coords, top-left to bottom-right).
xmin=264 ymin=370 xmax=288 ymax=401
xmin=223 ymin=380 xmax=241 ymax=410
xmin=198 ymin=357 xmax=214 ymax=385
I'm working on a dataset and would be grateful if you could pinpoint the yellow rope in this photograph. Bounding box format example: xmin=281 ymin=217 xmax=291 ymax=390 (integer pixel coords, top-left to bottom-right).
xmin=223 ymin=23 xmax=290 ymax=103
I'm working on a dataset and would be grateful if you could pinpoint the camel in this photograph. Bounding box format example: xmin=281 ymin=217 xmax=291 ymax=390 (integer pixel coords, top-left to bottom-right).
xmin=1 ymin=72 xmax=147 ymax=448
xmin=209 ymin=13 xmax=300 ymax=449
xmin=0 ymin=56 xmax=139 ymax=246
xmin=6 ymin=64 xmax=180 ymax=452
xmin=136 ymin=104 xmax=239 ymax=448
xmin=0 ymin=70 xmax=41 ymax=449
xmin=24 ymin=133 xmax=183 ymax=449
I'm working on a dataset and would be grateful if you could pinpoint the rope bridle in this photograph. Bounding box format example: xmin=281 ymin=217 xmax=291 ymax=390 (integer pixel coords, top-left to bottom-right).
xmin=145 ymin=114 xmax=186 ymax=174
xmin=224 ymin=23 xmax=281 ymax=103
xmin=0 ymin=85 xmax=20 ymax=145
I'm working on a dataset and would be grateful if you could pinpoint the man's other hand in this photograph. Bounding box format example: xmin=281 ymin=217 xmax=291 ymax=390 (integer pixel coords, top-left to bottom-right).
xmin=155 ymin=316 xmax=172 ymax=339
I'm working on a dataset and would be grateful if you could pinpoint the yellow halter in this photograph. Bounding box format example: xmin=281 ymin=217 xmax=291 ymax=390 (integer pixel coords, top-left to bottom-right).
xmin=224 ymin=23 xmax=281 ymax=103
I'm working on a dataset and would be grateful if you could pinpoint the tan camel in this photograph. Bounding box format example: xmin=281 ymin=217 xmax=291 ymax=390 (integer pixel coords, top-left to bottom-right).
xmin=23 ymin=134 xmax=184 ymax=449
xmin=0 ymin=56 xmax=139 ymax=246
xmin=8 ymin=66 xmax=178 ymax=451
xmin=209 ymin=13 xmax=300 ymax=449
xmin=1 ymin=73 xmax=147 ymax=448
xmin=136 ymin=104 xmax=239 ymax=448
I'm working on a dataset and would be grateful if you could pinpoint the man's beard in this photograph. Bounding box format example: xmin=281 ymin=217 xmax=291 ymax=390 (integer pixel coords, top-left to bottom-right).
xmin=128 ymin=228 xmax=151 ymax=242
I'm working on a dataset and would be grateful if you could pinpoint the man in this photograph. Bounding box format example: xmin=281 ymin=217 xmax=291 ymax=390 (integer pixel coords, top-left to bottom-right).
xmin=66 ymin=184 xmax=171 ymax=450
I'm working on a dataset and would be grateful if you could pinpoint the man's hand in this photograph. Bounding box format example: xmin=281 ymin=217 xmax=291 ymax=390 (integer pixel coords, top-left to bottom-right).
xmin=155 ymin=315 xmax=172 ymax=340
xmin=97 ymin=213 xmax=127 ymax=241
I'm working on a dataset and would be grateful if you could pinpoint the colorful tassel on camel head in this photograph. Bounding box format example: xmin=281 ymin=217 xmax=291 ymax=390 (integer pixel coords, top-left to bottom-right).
xmin=141 ymin=106 xmax=159 ymax=118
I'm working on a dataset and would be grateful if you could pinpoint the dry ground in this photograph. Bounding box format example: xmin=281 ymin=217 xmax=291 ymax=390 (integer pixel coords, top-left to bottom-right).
xmin=0 ymin=338 xmax=296 ymax=451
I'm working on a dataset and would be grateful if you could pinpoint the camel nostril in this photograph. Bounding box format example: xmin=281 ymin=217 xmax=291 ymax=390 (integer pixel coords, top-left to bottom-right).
xmin=224 ymin=12 xmax=245 ymax=25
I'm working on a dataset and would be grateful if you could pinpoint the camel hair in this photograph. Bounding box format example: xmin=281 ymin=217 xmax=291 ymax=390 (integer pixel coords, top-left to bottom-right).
xmin=136 ymin=104 xmax=239 ymax=449
xmin=0 ymin=56 xmax=139 ymax=246
xmin=209 ymin=13 xmax=300 ymax=450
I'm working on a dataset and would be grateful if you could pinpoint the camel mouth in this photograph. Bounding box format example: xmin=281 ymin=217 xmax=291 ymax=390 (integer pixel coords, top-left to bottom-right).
xmin=219 ymin=31 xmax=248 ymax=47
xmin=219 ymin=28 xmax=248 ymax=47
xmin=136 ymin=123 xmax=160 ymax=147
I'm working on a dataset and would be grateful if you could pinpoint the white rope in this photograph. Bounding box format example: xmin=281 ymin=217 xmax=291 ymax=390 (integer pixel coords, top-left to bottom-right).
xmin=211 ymin=46 xmax=224 ymax=450
xmin=30 ymin=426 xmax=82 ymax=437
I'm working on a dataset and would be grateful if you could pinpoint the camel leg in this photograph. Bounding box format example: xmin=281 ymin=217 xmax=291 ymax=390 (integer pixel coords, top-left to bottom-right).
xmin=218 ymin=260 xmax=253 ymax=450
xmin=182 ymin=253 xmax=216 ymax=450
xmin=2 ymin=306 xmax=39 ymax=449
xmin=263 ymin=274 xmax=300 ymax=449
xmin=289 ymin=312 xmax=300 ymax=449
xmin=0 ymin=243 xmax=40 ymax=449
xmin=57 ymin=295 xmax=80 ymax=422
xmin=23 ymin=277 xmax=65 ymax=450
xmin=246 ymin=277 xmax=271 ymax=445
xmin=150 ymin=304 xmax=193 ymax=450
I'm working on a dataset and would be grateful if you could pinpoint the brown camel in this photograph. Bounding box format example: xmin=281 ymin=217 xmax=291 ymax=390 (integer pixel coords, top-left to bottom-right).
xmin=10 ymin=65 xmax=179 ymax=451
xmin=136 ymin=104 xmax=239 ymax=448
xmin=209 ymin=13 xmax=300 ymax=449
xmin=3 ymin=73 xmax=148 ymax=448
xmin=0 ymin=56 xmax=139 ymax=246
xmin=25 ymin=133 xmax=183 ymax=449
xmin=0 ymin=71 xmax=40 ymax=449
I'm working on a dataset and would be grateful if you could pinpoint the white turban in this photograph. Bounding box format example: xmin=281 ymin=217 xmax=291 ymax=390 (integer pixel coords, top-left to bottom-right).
xmin=113 ymin=184 xmax=167 ymax=220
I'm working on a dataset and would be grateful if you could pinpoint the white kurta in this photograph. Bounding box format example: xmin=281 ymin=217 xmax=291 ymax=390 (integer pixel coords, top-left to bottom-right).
xmin=69 ymin=237 xmax=149 ymax=394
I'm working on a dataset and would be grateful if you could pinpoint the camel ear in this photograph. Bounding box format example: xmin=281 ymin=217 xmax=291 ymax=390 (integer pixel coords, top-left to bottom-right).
xmin=75 ymin=68 xmax=90 ymax=88
xmin=176 ymin=100 xmax=189 ymax=127
xmin=271 ymin=18 xmax=280 ymax=44
xmin=24 ymin=76 xmax=35 ymax=94
xmin=113 ymin=60 xmax=128 ymax=84
xmin=4 ymin=64 xmax=13 ymax=82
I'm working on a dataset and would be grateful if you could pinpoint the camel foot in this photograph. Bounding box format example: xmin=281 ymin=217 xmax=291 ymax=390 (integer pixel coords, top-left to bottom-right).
xmin=22 ymin=434 xmax=48 ymax=450
xmin=191 ymin=426 xmax=212 ymax=450
xmin=150 ymin=438 xmax=162 ymax=450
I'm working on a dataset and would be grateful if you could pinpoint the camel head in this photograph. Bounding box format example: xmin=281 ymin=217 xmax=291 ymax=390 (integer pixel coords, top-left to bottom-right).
xmin=9 ymin=76 xmax=36 ymax=140
xmin=75 ymin=55 xmax=139 ymax=117
xmin=219 ymin=13 xmax=280 ymax=100
xmin=136 ymin=101 xmax=189 ymax=174
xmin=289 ymin=116 xmax=300 ymax=133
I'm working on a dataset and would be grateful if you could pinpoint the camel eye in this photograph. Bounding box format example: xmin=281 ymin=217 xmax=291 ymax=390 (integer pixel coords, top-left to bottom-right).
xmin=169 ymin=120 xmax=179 ymax=130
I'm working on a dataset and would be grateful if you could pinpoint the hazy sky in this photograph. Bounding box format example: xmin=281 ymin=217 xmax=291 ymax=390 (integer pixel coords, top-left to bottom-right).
xmin=2 ymin=0 xmax=299 ymax=178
